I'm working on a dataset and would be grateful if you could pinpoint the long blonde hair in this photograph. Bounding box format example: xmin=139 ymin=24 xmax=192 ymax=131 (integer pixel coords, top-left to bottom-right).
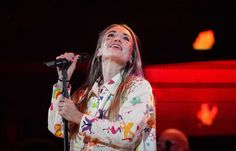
xmin=69 ymin=24 xmax=144 ymax=139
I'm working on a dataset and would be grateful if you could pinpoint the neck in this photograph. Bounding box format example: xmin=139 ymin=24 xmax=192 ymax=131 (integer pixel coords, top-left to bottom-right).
xmin=101 ymin=60 xmax=124 ymax=84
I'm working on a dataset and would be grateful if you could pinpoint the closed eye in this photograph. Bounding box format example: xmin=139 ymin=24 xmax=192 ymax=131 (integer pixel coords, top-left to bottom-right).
xmin=123 ymin=36 xmax=130 ymax=42
xmin=107 ymin=33 xmax=115 ymax=37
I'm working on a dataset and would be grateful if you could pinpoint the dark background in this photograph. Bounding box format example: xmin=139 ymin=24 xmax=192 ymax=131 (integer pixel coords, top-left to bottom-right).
xmin=0 ymin=0 xmax=235 ymax=150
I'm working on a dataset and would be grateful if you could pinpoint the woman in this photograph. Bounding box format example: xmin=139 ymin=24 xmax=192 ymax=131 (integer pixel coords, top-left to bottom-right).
xmin=48 ymin=24 xmax=156 ymax=150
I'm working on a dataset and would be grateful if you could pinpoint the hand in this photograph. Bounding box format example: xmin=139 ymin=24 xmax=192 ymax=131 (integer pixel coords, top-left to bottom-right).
xmin=56 ymin=52 xmax=80 ymax=81
xmin=58 ymin=97 xmax=83 ymax=124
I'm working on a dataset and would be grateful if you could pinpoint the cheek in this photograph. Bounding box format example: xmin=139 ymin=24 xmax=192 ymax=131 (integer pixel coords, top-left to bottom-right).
xmin=122 ymin=50 xmax=133 ymax=62
xmin=100 ymin=42 xmax=109 ymax=53
xmin=126 ymin=42 xmax=133 ymax=52
xmin=125 ymin=45 xmax=133 ymax=56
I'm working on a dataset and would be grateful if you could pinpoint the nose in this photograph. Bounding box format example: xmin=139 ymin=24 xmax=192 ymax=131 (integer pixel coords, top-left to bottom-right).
xmin=113 ymin=35 xmax=121 ymax=42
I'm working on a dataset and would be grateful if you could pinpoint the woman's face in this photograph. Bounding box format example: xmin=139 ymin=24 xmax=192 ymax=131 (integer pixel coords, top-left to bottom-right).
xmin=99 ymin=26 xmax=134 ymax=66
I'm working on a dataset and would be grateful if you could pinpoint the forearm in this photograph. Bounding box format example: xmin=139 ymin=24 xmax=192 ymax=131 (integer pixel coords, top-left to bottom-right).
xmin=78 ymin=114 xmax=147 ymax=148
xmin=48 ymin=94 xmax=64 ymax=138
xmin=47 ymin=84 xmax=72 ymax=138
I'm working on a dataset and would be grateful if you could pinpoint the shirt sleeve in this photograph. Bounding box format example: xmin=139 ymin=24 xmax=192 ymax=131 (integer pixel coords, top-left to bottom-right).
xmin=78 ymin=78 xmax=156 ymax=149
xmin=47 ymin=83 xmax=71 ymax=138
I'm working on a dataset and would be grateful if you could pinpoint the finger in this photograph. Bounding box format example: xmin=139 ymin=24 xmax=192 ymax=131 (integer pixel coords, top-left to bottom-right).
xmin=64 ymin=52 xmax=75 ymax=61
xmin=58 ymin=97 xmax=65 ymax=103
xmin=56 ymin=54 xmax=65 ymax=59
xmin=59 ymin=99 xmax=64 ymax=103
xmin=63 ymin=98 xmax=72 ymax=103
xmin=58 ymin=110 xmax=64 ymax=116
xmin=70 ymin=55 xmax=79 ymax=66
xmin=58 ymin=102 xmax=63 ymax=107
xmin=65 ymin=52 xmax=75 ymax=57
xmin=56 ymin=53 xmax=74 ymax=61
xmin=73 ymin=55 xmax=79 ymax=62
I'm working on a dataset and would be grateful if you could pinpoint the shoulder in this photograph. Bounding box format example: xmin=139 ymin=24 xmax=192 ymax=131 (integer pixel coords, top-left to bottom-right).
xmin=129 ymin=76 xmax=152 ymax=91
xmin=132 ymin=76 xmax=151 ymax=86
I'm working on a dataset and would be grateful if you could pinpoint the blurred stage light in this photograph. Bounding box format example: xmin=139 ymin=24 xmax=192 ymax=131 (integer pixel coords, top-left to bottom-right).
xmin=193 ymin=30 xmax=215 ymax=50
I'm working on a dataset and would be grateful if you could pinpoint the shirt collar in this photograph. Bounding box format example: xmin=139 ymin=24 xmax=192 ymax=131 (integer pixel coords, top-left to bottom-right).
xmin=90 ymin=72 xmax=123 ymax=96
xmin=103 ymin=72 xmax=122 ymax=95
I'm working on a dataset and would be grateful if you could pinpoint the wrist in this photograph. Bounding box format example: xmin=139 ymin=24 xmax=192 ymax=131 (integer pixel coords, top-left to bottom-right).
xmin=58 ymin=78 xmax=70 ymax=82
xmin=75 ymin=112 xmax=83 ymax=125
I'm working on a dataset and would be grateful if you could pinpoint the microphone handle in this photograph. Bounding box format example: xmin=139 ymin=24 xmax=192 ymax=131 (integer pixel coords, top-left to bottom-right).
xmin=44 ymin=53 xmax=90 ymax=68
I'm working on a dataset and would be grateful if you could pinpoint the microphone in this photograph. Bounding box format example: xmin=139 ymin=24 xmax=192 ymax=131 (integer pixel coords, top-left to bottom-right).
xmin=44 ymin=52 xmax=90 ymax=68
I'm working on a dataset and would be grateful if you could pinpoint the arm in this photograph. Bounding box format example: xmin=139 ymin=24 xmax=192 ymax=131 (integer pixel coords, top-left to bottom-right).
xmin=47 ymin=83 xmax=71 ymax=138
xmin=48 ymin=52 xmax=78 ymax=137
xmin=78 ymin=78 xmax=156 ymax=148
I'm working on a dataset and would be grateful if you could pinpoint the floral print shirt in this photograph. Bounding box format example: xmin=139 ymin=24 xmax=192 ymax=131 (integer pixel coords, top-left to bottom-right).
xmin=48 ymin=72 xmax=156 ymax=151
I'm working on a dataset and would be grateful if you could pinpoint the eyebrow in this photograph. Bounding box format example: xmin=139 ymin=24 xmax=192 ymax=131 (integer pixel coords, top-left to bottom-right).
xmin=106 ymin=30 xmax=130 ymax=37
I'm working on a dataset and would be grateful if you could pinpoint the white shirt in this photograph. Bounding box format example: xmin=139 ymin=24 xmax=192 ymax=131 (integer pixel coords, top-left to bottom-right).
xmin=48 ymin=72 xmax=156 ymax=151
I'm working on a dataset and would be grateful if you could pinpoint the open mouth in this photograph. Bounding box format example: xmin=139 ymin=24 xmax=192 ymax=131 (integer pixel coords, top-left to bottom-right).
xmin=110 ymin=44 xmax=122 ymax=50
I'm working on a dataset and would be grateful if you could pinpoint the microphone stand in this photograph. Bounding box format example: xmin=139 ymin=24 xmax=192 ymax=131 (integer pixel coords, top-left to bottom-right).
xmin=61 ymin=66 xmax=69 ymax=151
xmin=45 ymin=61 xmax=70 ymax=151
xmin=45 ymin=53 xmax=90 ymax=151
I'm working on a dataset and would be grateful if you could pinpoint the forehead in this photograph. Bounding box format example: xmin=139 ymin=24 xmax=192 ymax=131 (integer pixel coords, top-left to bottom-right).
xmin=105 ymin=26 xmax=132 ymax=36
